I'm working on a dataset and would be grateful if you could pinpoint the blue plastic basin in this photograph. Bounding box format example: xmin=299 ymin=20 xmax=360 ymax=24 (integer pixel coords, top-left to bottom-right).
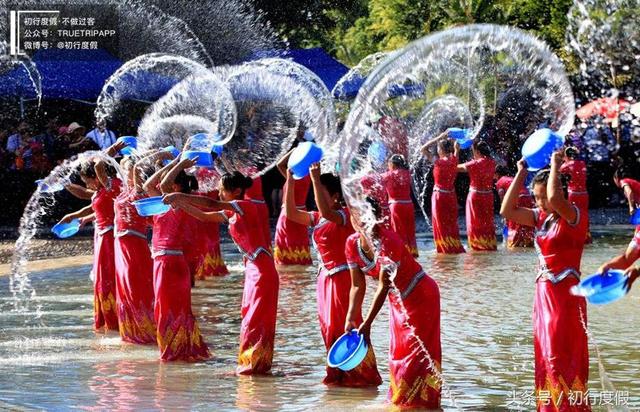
xmin=368 ymin=140 xmax=387 ymax=167
xmin=117 ymin=136 xmax=138 ymax=156
xmin=51 ymin=219 xmax=81 ymax=238
xmin=133 ymin=196 xmax=171 ymax=217
xmin=447 ymin=128 xmax=473 ymax=149
xmin=572 ymin=270 xmax=629 ymax=305
xmin=181 ymin=151 xmax=213 ymax=168
xmin=288 ymin=142 xmax=324 ymax=180
xmin=327 ymin=330 xmax=368 ymax=371
xmin=630 ymin=208 xmax=640 ymax=225
xmin=162 ymin=146 xmax=180 ymax=166
xmin=36 ymin=179 xmax=64 ymax=193
xmin=521 ymin=128 xmax=564 ymax=171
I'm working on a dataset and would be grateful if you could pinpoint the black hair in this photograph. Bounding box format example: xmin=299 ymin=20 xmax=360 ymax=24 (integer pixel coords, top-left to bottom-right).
xmin=389 ymin=154 xmax=409 ymax=170
xmin=472 ymin=139 xmax=492 ymax=157
xmin=221 ymin=171 xmax=253 ymax=195
xmin=495 ymin=165 xmax=510 ymax=177
xmin=174 ymin=170 xmax=198 ymax=194
xmin=613 ymin=167 xmax=626 ymax=181
xmin=79 ymin=161 xmax=97 ymax=179
xmin=564 ymin=146 xmax=579 ymax=159
xmin=319 ymin=173 xmax=344 ymax=205
xmin=530 ymin=169 xmax=570 ymax=198
xmin=438 ymin=139 xmax=454 ymax=155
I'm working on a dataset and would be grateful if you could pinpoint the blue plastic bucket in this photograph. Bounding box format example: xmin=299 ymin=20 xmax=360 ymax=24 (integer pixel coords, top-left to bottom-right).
xmin=288 ymin=142 xmax=324 ymax=179
xmin=51 ymin=219 xmax=81 ymax=238
xmin=181 ymin=151 xmax=213 ymax=168
xmin=211 ymin=144 xmax=224 ymax=157
xmin=447 ymin=128 xmax=473 ymax=149
xmin=367 ymin=140 xmax=387 ymax=167
xmin=117 ymin=136 xmax=138 ymax=156
xmin=327 ymin=331 xmax=368 ymax=371
xmin=36 ymin=179 xmax=64 ymax=193
xmin=521 ymin=128 xmax=564 ymax=171
xmin=572 ymin=270 xmax=629 ymax=305
xmin=133 ymin=196 xmax=171 ymax=217
xmin=630 ymin=208 xmax=640 ymax=225
xmin=162 ymin=146 xmax=180 ymax=166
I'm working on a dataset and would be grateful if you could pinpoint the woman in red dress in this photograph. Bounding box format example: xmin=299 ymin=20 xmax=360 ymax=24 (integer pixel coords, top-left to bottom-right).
xmin=165 ymin=171 xmax=279 ymax=374
xmin=382 ymin=154 xmax=418 ymax=256
xmin=284 ymin=163 xmax=382 ymax=386
xmin=458 ymin=140 xmax=497 ymax=251
xmin=501 ymin=152 xmax=590 ymax=411
xmin=599 ymin=170 xmax=640 ymax=288
xmin=61 ymin=158 xmax=121 ymax=332
xmin=345 ymin=198 xmax=441 ymax=408
xmin=496 ymin=168 xmax=535 ymax=249
xmin=360 ymin=173 xmax=391 ymax=227
xmin=112 ymin=156 xmax=155 ymax=343
xmin=273 ymin=149 xmax=312 ymax=266
xmin=560 ymin=147 xmax=591 ymax=243
xmin=244 ymin=166 xmax=271 ymax=247
xmin=192 ymin=167 xmax=229 ymax=279
xmin=142 ymin=158 xmax=210 ymax=362
xmin=421 ymin=135 xmax=465 ymax=253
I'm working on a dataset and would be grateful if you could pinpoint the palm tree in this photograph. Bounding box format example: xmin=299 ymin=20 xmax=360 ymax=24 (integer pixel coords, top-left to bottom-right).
xmin=440 ymin=0 xmax=498 ymax=25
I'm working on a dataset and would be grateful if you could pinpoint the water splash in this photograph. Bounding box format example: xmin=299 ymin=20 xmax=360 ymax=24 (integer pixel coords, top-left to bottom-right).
xmin=339 ymin=24 xmax=575 ymax=239
xmin=0 ymin=41 xmax=43 ymax=110
xmin=10 ymin=151 xmax=125 ymax=316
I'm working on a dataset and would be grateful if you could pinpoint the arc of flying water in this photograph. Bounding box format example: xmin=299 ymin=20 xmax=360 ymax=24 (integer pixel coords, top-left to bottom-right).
xmin=0 ymin=41 xmax=43 ymax=111
xmin=10 ymin=151 xmax=125 ymax=315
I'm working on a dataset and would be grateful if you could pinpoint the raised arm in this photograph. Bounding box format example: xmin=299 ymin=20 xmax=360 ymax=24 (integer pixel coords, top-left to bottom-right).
xmin=548 ymin=150 xmax=577 ymax=224
xmin=623 ymin=185 xmax=636 ymax=215
xmin=276 ymin=148 xmax=295 ymax=177
xmin=174 ymin=201 xmax=227 ymax=223
xmin=284 ymin=169 xmax=313 ymax=226
xmin=309 ymin=163 xmax=343 ymax=224
xmin=500 ymin=158 xmax=535 ymax=227
xmin=420 ymin=131 xmax=448 ymax=155
xmin=142 ymin=158 xmax=178 ymax=197
xmin=104 ymin=140 xmax=127 ymax=158
xmin=94 ymin=159 xmax=111 ymax=190
xmin=65 ymin=183 xmax=95 ymax=200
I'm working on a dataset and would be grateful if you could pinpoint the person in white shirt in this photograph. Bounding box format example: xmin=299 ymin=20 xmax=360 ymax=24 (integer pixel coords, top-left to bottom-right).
xmin=85 ymin=119 xmax=116 ymax=150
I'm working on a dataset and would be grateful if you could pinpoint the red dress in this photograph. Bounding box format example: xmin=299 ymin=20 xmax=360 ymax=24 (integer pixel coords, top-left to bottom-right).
xmin=496 ymin=176 xmax=535 ymax=248
xmin=244 ymin=172 xmax=271 ymax=247
xmin=91 ymin=178 xmax=121 ymax=332
xmin=382 ymin=169 xmax=418 ymax=256
xmin=464 ymin=157 xmax=497 ymax=251
xmin=274 ymin=175 xmax=312 ymax=265
xmin=345 ymin=228 xmax=441 ymax=409
xmin=431 ymin=156 xmax=464 ymax=253
xmin=222 ymin=200 xmax=279 ymax=374
xmin=532 ymin=206 xmax=590 ymax=411
xmin=151 ymin=208 xmax=210 ymax=361
xmin=114 ymin=186 xmax=155 ymax=343
xmin=192 ymin=169 xmax=228 ymax=279
xmin=561 ymin=160 xmax=591 ymax=243
xmin=360 ymin=173 xmax=391 ymax=227
xmin=310 ymin=208 xmax=382 ymax=386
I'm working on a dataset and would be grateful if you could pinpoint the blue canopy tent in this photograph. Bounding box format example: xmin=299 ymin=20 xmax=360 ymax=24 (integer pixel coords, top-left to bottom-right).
xmin=249 ymin=47 xmax=349 ymax=91
xmin=333 ymin=74 xmax=426 ymax=101
xmin=0 ymin=47 xmax=351 ymax=116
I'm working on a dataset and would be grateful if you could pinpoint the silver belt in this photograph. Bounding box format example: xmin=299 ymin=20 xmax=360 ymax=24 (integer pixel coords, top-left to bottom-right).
xmin=152 ymin=249 xmax=183 ymax=258
xmin=249 ymin=199 xmax=266 ymax=205
xmin=470 ymin=188 xmax=493 ymax=194
xmin=115 ymin=229 xmax=147 ymax=240
xmin=568 ymin=190 xmax=588 ymax=195
xmin=97 ymin=225 xmax=114 ymax=236
xmin=536 ymin=268 xmax=580 ymax=284
xmin=393 ymin=270 xmax=427 ymax=299
xmin=389 ymin=199 xmax=412 ymax=204
xmin=433 ymin=186 xmax=454 ymax=194
xmin=319 ymin=263 xmax=350 ymax=277
xmin=240 ymin=246 xmax=272 ymax=262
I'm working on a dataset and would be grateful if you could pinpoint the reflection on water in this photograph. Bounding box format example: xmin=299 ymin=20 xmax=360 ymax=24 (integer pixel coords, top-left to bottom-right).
xmin=0 ymin=234 xmax=638 ymax=410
